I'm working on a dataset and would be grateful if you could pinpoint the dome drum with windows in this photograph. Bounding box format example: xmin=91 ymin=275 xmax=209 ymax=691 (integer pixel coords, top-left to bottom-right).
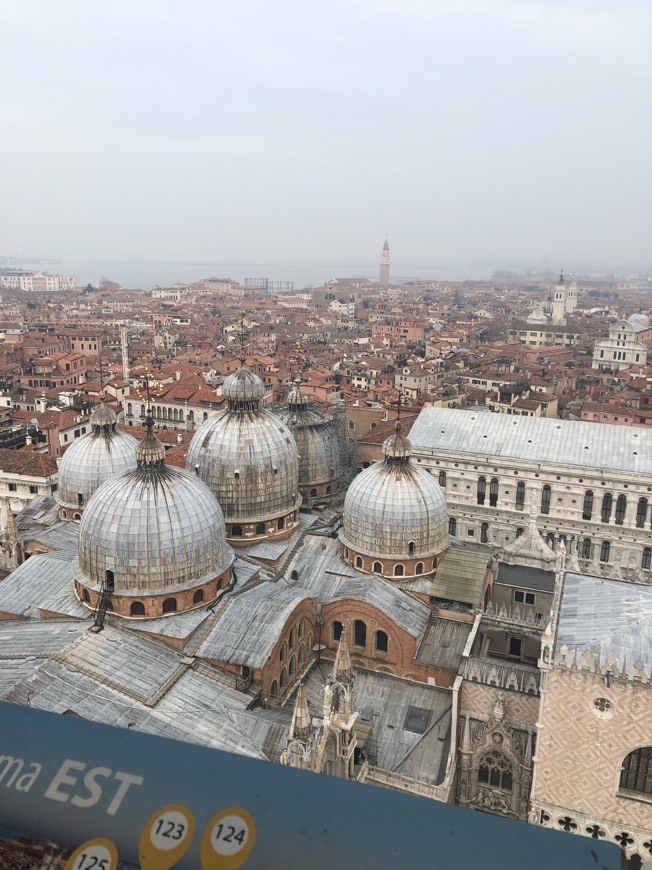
xmin=74 ymin=416 xmax=234 ymax=619
xmin=339 ymin=424 xmax=449 ymax=580
xmin=55 ymin=399 xmax=138 ymax=521
xmin=186 ymin=366 xmax=302 ymax=544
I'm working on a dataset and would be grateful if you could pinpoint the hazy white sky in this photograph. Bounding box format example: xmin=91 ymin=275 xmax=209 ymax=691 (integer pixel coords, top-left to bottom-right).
xmin=1 ymin=0 xmax=651 ymax=272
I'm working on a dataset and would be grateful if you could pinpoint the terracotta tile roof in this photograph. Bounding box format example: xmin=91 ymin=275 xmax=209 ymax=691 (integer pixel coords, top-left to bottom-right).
xmin=0 ymin=448 xmax=57 ymax=477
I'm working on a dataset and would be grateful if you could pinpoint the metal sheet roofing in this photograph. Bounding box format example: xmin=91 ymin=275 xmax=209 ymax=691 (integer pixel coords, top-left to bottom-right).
xmin=410 ymin=406 xmax=652 ymax=474
xmin=0 ymin=553 xmax=88 ymax=619
xmin=430 ymin=546 xmax=490 ymax=606
xmin=556 ymin=573 xmax=652 ymax=679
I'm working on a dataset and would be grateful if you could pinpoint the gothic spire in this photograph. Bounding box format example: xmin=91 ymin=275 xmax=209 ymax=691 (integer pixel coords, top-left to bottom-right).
xmin=290 ymin=683 xmax=312 ymax=742
xmin=332 ymin=628 xmax=352 ymax=683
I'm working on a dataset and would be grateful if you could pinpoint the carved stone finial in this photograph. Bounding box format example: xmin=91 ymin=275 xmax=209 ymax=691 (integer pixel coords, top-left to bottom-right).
xmin=493 ymin=692 xmax=505 ymax=721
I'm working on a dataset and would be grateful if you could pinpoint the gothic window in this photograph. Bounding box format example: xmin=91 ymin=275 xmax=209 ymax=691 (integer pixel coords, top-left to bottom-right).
xmin=162 ymin=597 xmax=177 ymax=613
xmin=637 ymin=497 xmax=648 ymax=529
xmin=298 ymin=644 xmax=305 ymax=664
xmin=477 ymin=476 xmax=486 ymax=505
xmin=489 ymin=478 xmax=499 ymax=507
xmin=620 ymin=747 xmax=652 ymax=797
xmin=582 ymin=490 xmax=594 ymax=520
xmin=615 ymin=494 xmax=627 ymax=525
xmin=375 ymin=631 xmax=388 ymax=653
xmin=130 ymin=601 xmax=145 ymax=616
xmin=332 ymin=621 xmax=343 ymax=642
xmin=481 ymin=522 xmax=489 ymax=544
xmin=289 ymin=656 xmax=295 ymax=676
xmin=439 ymin=470 xmax=446 ymax=487
xmin=256 ymin=522 xmax=265 ymax=535
xmin=394 ymin=564 xmax=404 ymax=577
xmin=279 ymin=643 xmax=286 ymax=661
xmin=546 ymin=532 xmax=555 ymax=549
xmin=231 ymin=525 xmax=243 ymax=537
xmin=449 ymin=517 xmax=457 ymax=536
xmin=515 ymin=481 xmax=525 ymax=511
xmin=478 ymin=751 xmax=514 ymax=792
xmin=582 ymin=537 xmax=592 ymax=559
xmin=541 ymin=485 xmax=551 ymax=515
xmin=289 ymin=627 xmax=296 ymax=650
xmin=270 ymin=680 xmax=278 ymax=700
xmin=193 ymin=589 xmax=204 ymax=604
xmin=354 ymin=619 xmax=367 ymax=648
xmin=601 ymin=492 xmax=613 ymax=523
xmin=373 ymin=561 xmax=382 ymax=573
xmin=600 ymin=541 xmax=611 ymax=563
xmin=298 ymin=619 xmax=304 ymax=638
xmin=280 ymin=668 xmax=287 ymax=689
xmin=415 ymin=562 xmax=424 ymax=574
xmin=643 ymin=548 xmax=652 ymax=570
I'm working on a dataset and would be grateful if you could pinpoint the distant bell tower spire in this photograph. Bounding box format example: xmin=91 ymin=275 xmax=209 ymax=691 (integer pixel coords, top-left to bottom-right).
xmin=379 ymin=235 xmax=390 ymax=288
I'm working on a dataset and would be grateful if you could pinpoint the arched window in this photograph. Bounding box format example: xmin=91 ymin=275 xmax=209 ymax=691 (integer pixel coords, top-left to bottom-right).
xmin=270 ymin=680 xmax=278 ymax=700
xmin=203 ymin=412 xmax=208 ymax=421
xmin=298 ymin=619 xmax=304 ymax=638
xmin=256 ymin=522 xmax=265 ymax=535
xmin=516 ymin=527 xmax=524 ymax=538
xmin=620 ymin=747 xmax=652 ymax=797
xmin=415 ymin=562 xmax=423 ymax=574
xmin=394 ymin=564 xmax=404 ymax=577
xmin=105 ymin=569 xmax=115 ymax=590
xmin=477 ymin=476 xmax=486 ymax=505
xmin=193 ymin=589 xmax=204 ymax=604
xmin=162 ymin=597 xmax=177 ymax=613
xmin=615 ymin=494 xmax=627 ymax=525
xmin=643 ymin=548 xmax=652 ymax=570
xmin=231 ymin=525 xmax=243 ymax=537
xmin=478 ymin=751 xmax=513 ymax=793
xmin=373 ymin=561 xmax=382 ymax=574
xmin=375 ymin=631 xmax=388 ymax=653
xmin=582 ymin=537 xmax=592 ymax=559
xmin=127 ymin=402 xmax=132 ymax=416
xmin=348 ymin=419 xmax=355 ymax=430
xmin=298 ymin=644 xmax=305 ymax=664
xmin=481 ymin=522 xmax=489 ymax=544
xmin=489 ymin=477 xmax=499 ymax=507
xmin=310 ymin=488 xmax=317 ymax=498
xmin=288 ymin=656 xmax=295 ymax=676
xmin=541 ymin=485 xmax=551 ymax=515
xmin=277 ymin=516 xmax=285 ymax=530
xmin=515 ymin=481 xmax=525 ymax=511
xmin=439 ymin=470 xmax=446 ymax=487
xmin=600 ymin=540 xmax=611 ymax=563
xmin=448 ymin=517 xmax=457 ymax=536
xmin=354 ymin=620 xmax=367 ymax=648
xmin=140 ymin=404 xmax=146 ymax=418
xmin=289 ymin=627 xmax=296 ymax=649
xmin=355 ymin=555 xmax=363 ymax=568
xmin=546 ymin=532 xmax=555 ymax=549
xmin=130 ymin=601 xmax=145 ymax=616
xmin=601 ymin=492 xmax=613 ymax=523
xmin=279 ymin=643 xmax=286 ymax=661
xmin=636 ymin=497 xmax=648 ymax=529
xmin=280 ymin=668 xmax=287 ymax=689
xmin=582 ymin=490 xmax=593 ymax=520
xmin=82 ymin=588 xmax=90 ymax=603
xmin=408 ymin=541 xmax=415 ymax=556
xmin=332 ymin=621 xmax=343 ymax=641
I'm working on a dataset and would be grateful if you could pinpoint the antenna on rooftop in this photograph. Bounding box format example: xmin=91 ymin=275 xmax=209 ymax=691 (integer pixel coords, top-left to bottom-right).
xmin=238 ymin=311 xmax=249 ymax=367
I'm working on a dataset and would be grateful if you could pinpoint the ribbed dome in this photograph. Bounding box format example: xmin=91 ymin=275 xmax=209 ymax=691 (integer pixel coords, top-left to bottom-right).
xmin=223 ymin=368 xmax=266 ymax=408
xmin=186 ymin=404 xmax=301 ymax=524
xmin=628 ymin=313 xmax=650 ymax=329
xmin=276 ymin=384 xmax=341 ymax=493
xmin=56 ymin=409 xmax=138 ymax=512
xmin=340 ymin=439 xmax=448 ymax=560
xmin=75 ymin=462 xmax=233 ymax=595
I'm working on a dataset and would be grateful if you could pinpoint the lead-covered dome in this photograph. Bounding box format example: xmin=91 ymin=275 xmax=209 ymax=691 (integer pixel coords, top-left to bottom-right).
xmin=276 ymin=380 xmax=341 ymax=505
xmin=186 ymin=366 xmax=302 ymax=542
xmin=628 ymin=313 xmax=650 ymax=330
xmin=74 ymin=418 xmax=233 ymax=617
xmin=340 ymin=425 xmax=448 ymax=579
xmin=56 ymin=400 xmax=138 ymax=519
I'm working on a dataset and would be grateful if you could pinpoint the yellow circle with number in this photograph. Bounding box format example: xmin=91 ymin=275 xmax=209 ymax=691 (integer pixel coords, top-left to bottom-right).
xmin=201 ymin=807 xmax=256 ymax=869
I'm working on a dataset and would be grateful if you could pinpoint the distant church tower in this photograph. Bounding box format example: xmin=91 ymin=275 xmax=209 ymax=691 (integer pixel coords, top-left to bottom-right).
xmin=551 ymin=270 xmax=567 ymax=326
xmin=379 ymin=236 xmax=390 ymax=288
xmin=566 ymin=275 xmax=578 ymax=313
